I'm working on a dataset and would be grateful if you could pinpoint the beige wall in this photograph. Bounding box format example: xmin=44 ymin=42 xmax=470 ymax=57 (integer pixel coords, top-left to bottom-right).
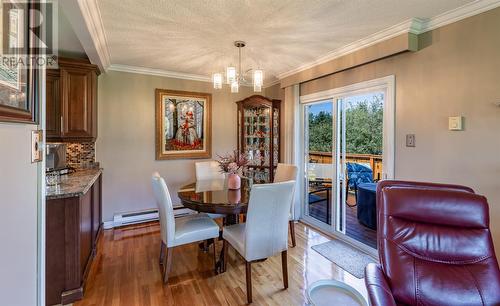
xmin=97 ymin=71 xmax=255 ymax=221
xmin=300 ymin=8 xmax=500 ymax=249
xmin=0 ymin=124 xmax=39 ymax=306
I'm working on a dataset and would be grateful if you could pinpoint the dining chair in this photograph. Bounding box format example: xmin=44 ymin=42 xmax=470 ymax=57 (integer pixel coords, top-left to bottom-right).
xmin=274 ymin=163 xmax=298 ymax=247
xmin=195 ymin=161 xmax=226 ymax=219
xmin=151 ymin=172 xmax=220 ymax=283
xmin=222 ymin=180 xmax=296 ymax=303
xmin=195 ymin=161 xmax=225 ymax=180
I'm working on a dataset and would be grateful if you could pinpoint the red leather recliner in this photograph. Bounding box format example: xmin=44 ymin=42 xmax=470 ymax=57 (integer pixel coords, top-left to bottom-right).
xmin=365 ymin=180 xmax=500 ymax=306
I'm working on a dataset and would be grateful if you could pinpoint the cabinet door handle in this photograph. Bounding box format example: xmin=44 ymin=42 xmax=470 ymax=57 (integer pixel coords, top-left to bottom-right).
xmin=60 ymin=116 xmax=63 ymax=133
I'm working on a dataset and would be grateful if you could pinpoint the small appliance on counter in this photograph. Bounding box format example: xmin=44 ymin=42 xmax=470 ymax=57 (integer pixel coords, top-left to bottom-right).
xmin=46 ymin=143 xmax=70 ymax=173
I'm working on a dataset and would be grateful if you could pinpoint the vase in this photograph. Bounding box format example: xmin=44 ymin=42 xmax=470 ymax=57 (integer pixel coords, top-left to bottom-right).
xmin=227 ymin=173 xmax=241 ymax=190
xmin=227 ymin=189 xmax=241 ymax=204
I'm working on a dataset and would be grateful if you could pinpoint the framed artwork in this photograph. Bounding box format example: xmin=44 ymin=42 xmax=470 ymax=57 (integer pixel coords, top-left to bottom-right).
xmin=155 ymin=89 xmax=212 ymax=160
xmin=0 ymin=1 xmax=38 ymax=123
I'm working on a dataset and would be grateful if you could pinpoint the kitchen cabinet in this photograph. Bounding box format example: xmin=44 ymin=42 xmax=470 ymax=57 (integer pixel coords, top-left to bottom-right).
xmin=46 ymin=70 xmax=60 ymax=138
xmin=46 ymin=57 xmax=99 ymax=142
xmin=46 ymin=172 xmax=102 ymax=305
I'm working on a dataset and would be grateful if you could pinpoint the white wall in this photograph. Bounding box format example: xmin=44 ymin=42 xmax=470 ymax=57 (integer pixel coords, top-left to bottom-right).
xmin=97 ymin=71 xmax=255 ymax=221
xmin=0 ymin=123 xmax=39 ymax=306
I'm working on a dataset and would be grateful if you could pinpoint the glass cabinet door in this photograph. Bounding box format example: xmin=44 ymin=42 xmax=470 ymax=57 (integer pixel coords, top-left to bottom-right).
xmin=244 ymin=105 xmax=271 ymax=183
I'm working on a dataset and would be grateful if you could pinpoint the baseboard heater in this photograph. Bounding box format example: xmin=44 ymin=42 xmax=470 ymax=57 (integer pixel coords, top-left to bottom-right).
xmin=103 ymin=206 xmax=194 ymax=229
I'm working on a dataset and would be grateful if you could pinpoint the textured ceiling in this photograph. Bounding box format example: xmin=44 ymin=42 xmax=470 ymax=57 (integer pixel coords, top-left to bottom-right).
xmin=98 ymin=0 xmax=474 ymax=83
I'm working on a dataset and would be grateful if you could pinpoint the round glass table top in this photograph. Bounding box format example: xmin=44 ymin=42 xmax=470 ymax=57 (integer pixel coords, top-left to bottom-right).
xmin=177 ymin=178 xmax=251 ymax=215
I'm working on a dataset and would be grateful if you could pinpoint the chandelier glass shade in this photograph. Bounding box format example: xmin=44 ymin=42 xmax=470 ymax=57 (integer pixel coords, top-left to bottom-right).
xmin=213 ymin=41 xmax=263 ymax=93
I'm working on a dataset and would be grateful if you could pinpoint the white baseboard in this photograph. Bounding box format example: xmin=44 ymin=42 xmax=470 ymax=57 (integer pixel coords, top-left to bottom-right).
xmin=103 ymin=206 xmax=195 ymax=229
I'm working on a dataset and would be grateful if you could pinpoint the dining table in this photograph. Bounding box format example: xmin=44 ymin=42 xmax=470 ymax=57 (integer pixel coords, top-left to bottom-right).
xmin=177 ymin=177 xmax=252 ymax=274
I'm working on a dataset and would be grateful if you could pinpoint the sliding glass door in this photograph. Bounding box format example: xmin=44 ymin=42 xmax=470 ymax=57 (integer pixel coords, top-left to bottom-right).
xmin=304 ymin=100 xmax=335 ymax=227
xmin=300 ymin=76 xmax=395 ymax=253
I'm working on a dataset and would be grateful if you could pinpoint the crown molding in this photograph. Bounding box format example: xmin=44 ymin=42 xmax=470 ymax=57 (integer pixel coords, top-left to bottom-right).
xmin=76 ymin=0 xmax=111 ymax=71
xmin=418 ymin=0 xmax=500 ymax=32
xmin=277 ymin=0 xmax=500 ymax=80
xmin=277 ymin=18 xmax=423 ymax=79
xmin=263 ymin=79 xmax=281 ymax=88
xmin=109 ymin=64 xmax=263 ymax=88
xmin=109 ymin=64 xmax=211 ymax=82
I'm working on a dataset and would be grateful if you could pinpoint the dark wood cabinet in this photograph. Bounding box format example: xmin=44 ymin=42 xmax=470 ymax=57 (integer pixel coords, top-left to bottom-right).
xmin=46 ymin=173 xmax=102 ymax=306
xmin=46 ymin=57 xmax=99 ymax=142
xmin=236 ymin=95 xmax=281 ymax=183
xmin=91 ymin=176 xmax=102 ymax=252
xmin=46 ymin=71 xmax=61 ymax=138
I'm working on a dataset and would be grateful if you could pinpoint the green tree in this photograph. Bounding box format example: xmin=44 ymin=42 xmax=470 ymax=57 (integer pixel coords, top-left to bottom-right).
xmin=308 ymin=94 xmax=383 ymax=155
xmin=308 ymin=111 xmax=332 ymax=152
xmin=345 ymin=94 xmax=383 ymax=155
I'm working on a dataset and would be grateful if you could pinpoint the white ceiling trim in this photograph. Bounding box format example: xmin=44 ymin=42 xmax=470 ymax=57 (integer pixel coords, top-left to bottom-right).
xmin=109 ymin=64 xmax=211 ymax=82
xmin=77 ymin=0 xmax=111 ymax=70
xmin=277 ymin=0 xmax=500 ymax=80
xmin=109 ymin=64 xmax=268 ymax=89
xmin=263 ymin=79 xmax=281 ymax=88
xmin=418 ymin=0 xmax=500 ymax=32
xmin=277 ymin=18 xmax=423 ymax=79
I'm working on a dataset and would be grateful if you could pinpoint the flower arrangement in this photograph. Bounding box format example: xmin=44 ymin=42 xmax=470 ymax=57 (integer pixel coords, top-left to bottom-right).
xmin=217 ymin=150 xmax=249 ymax=174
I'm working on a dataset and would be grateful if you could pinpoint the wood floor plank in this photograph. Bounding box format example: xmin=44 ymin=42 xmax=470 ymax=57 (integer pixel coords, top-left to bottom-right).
xmin=75 ymin=222 xmax=369 ymax=306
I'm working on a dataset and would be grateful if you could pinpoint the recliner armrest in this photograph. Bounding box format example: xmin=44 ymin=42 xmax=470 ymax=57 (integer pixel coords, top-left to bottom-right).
xmin=365 ymin=263 xmax=397 ymax=306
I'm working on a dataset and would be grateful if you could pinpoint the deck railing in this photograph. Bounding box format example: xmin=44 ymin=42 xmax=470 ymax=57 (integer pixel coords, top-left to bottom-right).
xmin=309 ymin=151 xmax=383 ymax=181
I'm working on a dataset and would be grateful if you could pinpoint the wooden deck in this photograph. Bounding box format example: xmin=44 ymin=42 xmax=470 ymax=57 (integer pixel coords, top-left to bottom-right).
xmin=308 ymin=193 xmax=377 ymax=249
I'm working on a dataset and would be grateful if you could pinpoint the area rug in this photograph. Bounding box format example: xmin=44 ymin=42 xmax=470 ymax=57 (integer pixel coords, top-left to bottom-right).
xmin=311 ymin=239 xmax=377 ymax=278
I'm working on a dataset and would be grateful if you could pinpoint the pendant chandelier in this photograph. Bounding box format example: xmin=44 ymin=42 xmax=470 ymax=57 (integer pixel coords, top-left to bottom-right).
xmin=212 ymin=41 xmax=263 ymax=93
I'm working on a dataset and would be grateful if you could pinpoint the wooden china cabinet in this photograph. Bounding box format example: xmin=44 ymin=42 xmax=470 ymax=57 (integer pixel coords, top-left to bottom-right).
xmin=236 ymin=95 xmax=281 ymax=183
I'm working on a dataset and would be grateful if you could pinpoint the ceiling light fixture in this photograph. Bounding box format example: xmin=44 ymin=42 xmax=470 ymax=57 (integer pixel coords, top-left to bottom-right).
xmin=213 ymin=41 xmax=263 ymax=93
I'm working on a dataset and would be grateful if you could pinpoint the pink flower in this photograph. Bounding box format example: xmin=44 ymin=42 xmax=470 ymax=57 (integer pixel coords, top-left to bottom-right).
xmin=228 ymin=162 xmax=238 ymax=174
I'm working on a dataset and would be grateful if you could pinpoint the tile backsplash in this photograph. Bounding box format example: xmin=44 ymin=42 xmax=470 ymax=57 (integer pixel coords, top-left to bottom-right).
xmin=66 ymin=142 xmax=96 ymax=168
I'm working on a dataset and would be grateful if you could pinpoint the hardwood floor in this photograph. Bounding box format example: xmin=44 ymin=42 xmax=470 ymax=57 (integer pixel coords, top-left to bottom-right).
xmin=76 ymin=222 xmax=368 ymax=306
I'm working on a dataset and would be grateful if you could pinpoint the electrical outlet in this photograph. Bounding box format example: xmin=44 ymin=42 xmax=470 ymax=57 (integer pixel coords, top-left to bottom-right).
xmin=406 ymin=134 xmax=415 ymax=147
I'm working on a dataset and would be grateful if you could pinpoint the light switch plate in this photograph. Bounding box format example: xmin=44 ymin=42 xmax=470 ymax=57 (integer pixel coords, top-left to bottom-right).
xmin=406 ymin=134 xmax=415 ymax=147
xmin=31 ymin=130 xmax=43 ymax=163
xmin=448 ymin=116 xmax=463 ymax=131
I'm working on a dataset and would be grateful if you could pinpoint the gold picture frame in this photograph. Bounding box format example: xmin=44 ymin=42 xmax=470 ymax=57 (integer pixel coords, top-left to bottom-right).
xmin=155 ymin=89 xmax=212 ymax=160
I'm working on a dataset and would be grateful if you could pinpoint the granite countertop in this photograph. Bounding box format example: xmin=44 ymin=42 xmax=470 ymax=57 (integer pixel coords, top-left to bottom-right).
xmin=46 ymin=169 xmax=102 ymax=200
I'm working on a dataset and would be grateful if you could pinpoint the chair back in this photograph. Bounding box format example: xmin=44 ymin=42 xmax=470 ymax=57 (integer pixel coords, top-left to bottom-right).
xmin=346 ymin=162 xmax=373 ymax=189
xmin=244 ymin=181 xmax=295 ymax=261
xmin=195 ymin=161 xmax=224 ymax=180
xmin=274 ymin=163 xmax=298 ymax=183
xmin=307 ymin=162 xmax=333 ymax=180
xmin=151 ymin=173 xmax=175 ymax=246
xmin=377 ymin=180 xmax=500 ymax=306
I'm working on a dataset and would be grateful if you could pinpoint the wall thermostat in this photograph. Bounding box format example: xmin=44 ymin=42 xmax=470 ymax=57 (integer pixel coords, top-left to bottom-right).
xmin=448 ymin=116 xmax=463 ymax=131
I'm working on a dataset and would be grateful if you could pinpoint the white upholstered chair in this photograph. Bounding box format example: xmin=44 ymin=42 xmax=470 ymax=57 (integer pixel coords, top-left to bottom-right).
xmin=274 ymin=163 xmax=298 ymax=247
xmin=152 ymin=172 xmax=220 ymax=283
xmin=195 ymin=161 xmax=226 ymax=219
xmin=222 ymin=180 xmax=296 ymax=303
xmin=195 ymin=161 xmax=225 ymax=180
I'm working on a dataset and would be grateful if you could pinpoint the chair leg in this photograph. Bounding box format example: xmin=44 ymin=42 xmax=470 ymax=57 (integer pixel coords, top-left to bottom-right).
xmin=246 ymin=261 xmax=252 ymax=304
xmin=212 ymin=239 xmax=217 ymax=271
xmin=289 ymin=220 xmax=296 ymax=248
xmin=281 ymin=250 xmax=288 ymax=289
xmin=159 ymin=241 xmax=165 ymax=265
xmin=222 ymin=239 xmax=229 ymax=272
xmin=162 ymin=247 xmax=173 ymax=284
